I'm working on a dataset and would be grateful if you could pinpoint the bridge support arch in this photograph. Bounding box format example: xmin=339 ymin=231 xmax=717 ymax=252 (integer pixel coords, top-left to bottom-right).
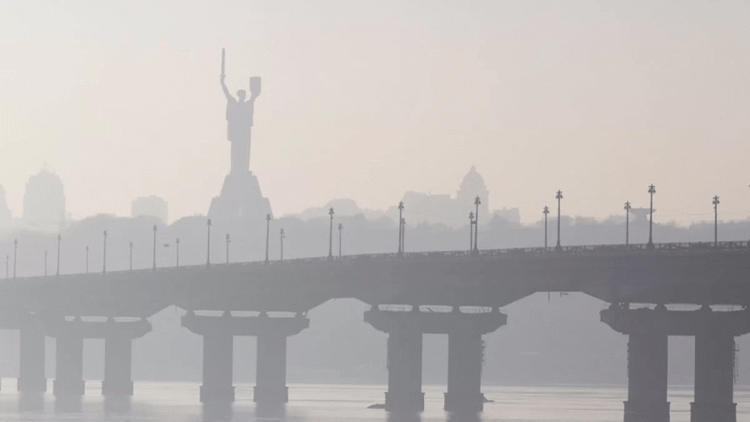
xmin=365 ymin=306 xmax=506 ymax=414
xmin=46 ymin=317 xmax=151 ymax=397
xmin=601 ymin=305 xmax=750 ymax=422
xmin=182 ymin=311 xmax=309 ymax=405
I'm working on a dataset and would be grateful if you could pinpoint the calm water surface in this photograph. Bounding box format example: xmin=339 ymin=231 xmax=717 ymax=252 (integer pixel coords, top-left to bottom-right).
xmin=0 ymin=380 xmax=747 ymax=421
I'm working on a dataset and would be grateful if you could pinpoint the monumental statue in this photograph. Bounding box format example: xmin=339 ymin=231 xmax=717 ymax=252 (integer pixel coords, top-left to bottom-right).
xmin=208 ymin=49 xmax=272 ymax=223
xmin=221 ymin=47 xmax=260 ymax=174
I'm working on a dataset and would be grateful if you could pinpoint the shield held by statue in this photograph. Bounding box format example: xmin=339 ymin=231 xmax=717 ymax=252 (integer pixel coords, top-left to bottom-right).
xmin=250 ymin=76 xmax=261 ymax=97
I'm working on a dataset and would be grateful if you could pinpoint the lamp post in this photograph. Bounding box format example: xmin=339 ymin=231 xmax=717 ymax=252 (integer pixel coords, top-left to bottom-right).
xmin=647 ymin=184 xmax=656 ymax=248
xmin=328 ymin=207 xmax=334 ymax=259
xmin=44 ymin=249 xmax=48 ymax=277
xmin=13 ymin=238 xmax=17 ymax=279
xmin=153 ymin=225 xmax=158 ymax=270
xmin=56 ymin=234 xmax=61 ymax=277
xmin=469 ymin=211 xmax=475 ymax=252
xmin=473 ymin=196 xmax=481 ymax=252
xmin=129 ymin=241 xmax=133 ymax=271
xmin=338 ymin=223 xmax=343 ymax=258
xmin=265 ymin=214 xmax=271 ymax=263
xmin=206 ymin=218 xmax=212 ymax=267
xmin=226 ymin=233 xmax=231 ymax=264
xmin=280 ymin=228 xmax=285 ymax=261
xmin=398 ymin=201 xmax=404 ymax=255
xmin=175 ymin=238 xmax=180 ymax=267
xmin=555 ymin=190 xmax=563 ymax=251
xmin=85 ymin=245 xmax=89 ymax=274
xmin=713 ymin=195 xmax=720 ymax=246
xmin=401 ymin=218 xmax=406 ymax=253
xmin=624 ymin=201 xmax=631 ymax=246
xmin=543 ymin=206 xmax=549 ymax=249
xmin=102 ymin=230 xmax=107 ymax=274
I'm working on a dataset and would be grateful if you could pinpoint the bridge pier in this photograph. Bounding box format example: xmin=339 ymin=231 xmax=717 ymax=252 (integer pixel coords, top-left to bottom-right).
xmin=365 ymin=307 xmax=506 ymax=413
xmin=18 ymin=321 xmax=47 ymax=393
xmin=102 ymin=320 xmax=151 ymax=396
xmin=445 ymin=325 xmax=484 ymax=412
xmin=182 ymin=311 xmax=309 ymax=405
xmin=53 ymin=328 xmax=85 ymax=396
xmin=46 ymin=317 xmax=152 ymax=397
xmin=690 ymin=307 xmax=749 ymax=422
xmin=601 ymin=305 xmax=750 ymax=422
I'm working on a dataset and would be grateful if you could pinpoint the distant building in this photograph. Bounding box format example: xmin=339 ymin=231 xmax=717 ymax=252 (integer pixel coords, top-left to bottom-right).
xmin=399 ymin=166 xmax=497 ymax=228
xmin=23 ymin=168 xmax=66 ymax=232
xmin=132 ymin=196 xmax=168 ymax=224
xmin=0 ymin=185 xmax=11 ymax=229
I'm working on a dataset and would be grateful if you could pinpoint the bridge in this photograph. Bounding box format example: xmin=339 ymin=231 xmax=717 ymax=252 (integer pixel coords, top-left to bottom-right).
xmin=1 ymin=239 xmax=749 ymax=422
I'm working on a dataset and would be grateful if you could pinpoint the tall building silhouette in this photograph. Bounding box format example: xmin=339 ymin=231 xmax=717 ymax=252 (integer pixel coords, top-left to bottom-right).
xmin=23 ymin=168 xmax=66 ymax=232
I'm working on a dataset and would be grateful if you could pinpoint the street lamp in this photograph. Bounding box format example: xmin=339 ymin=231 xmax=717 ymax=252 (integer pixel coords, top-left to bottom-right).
xmin=397 ymin=201 xmax=404 ymax=255
xmin=543 ymin=206 xmax=549 ymax=249
xmin=647 ymin=184 xmax=656 ymax=248
xmin=102 ymin=230 xmax=107 ymax=274
xmin=85 ymin=245 xmax=89 ymax=274
xmin=153 ymin=225 xmax=158 ymax=270
xmin=44 ymin=249 xmax=48 ymax=277
xmin=338 ymin=223 xmax=343 ymax=258
xmin=56 ymin=234 xmax=61 ymax=277
xmin=713 ymin=195 xmax=720 ymax=246
xmin=206 ymin=218 xmax=212 ymax=267
xmin=129 ymin=241 xmax=133 ymax=271
xmin=328 ymin=207 xmax=334 ymax=259
xmin=401 ymin=218 xmax=406 ymax=253
xmin=265 ymin=214 xmax=271 ymax=263
xmin=175 ymin=238 xmax=180 ymax=267
xmin=624 ymin=201 xmax=631 ymax=246
xmin=555 ymin=190 xmax=563 ymax=251
xmin=280 ymin=228 xmax=285 ymax=261
xmin=473 ymin=196 xmax=481 ymax=252
xmin=469 ymin=211 xmax=475 ymax=252
xmin=13 ymin=238 xmax=17 ymax=279
xmin=226 ymin=233 xmax=231 ymax=264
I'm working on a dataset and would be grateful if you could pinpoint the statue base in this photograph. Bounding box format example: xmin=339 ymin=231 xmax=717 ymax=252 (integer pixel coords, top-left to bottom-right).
xmin=208 ymin=171 xmax=272 ymax=223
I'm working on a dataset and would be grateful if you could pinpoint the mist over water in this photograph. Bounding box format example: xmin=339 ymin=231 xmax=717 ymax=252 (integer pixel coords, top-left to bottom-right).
xmin=1 ymin=381 xmax=748 ymax=422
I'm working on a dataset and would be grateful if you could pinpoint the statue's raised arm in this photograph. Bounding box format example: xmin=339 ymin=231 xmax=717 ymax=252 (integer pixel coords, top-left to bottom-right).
xmin=220 ymin=75 xmax=234 ymax=102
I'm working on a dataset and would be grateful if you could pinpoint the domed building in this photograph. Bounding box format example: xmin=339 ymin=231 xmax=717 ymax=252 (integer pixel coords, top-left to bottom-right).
xmin=456 ymin=165 xmax=489 ymax=221
xmin=23 ymin=168 xmax=66 ymax=232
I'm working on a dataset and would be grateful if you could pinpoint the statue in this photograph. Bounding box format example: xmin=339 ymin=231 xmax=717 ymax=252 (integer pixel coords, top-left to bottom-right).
xmin=208 ymin=49 xmax=272 ymax=223
xmin=220 ymin=48 xmax=261 ymax=174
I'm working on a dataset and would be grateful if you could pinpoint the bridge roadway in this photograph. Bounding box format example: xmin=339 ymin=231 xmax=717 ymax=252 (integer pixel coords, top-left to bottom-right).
xmin=0 ymin=240 xmax=749 ymax=421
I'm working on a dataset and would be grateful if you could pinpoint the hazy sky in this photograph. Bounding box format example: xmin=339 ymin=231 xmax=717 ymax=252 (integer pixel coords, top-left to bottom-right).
xmin=1 ymin=1 xmax=749 ymax=224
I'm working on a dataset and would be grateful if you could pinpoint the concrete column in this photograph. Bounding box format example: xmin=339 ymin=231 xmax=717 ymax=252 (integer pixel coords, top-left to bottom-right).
xmin=102 ymin=334 xmax=134 ymax=396
xmin=624 ymin=331 xmax=669 ymax=422
xmin=18 ymin=326 xmax=46 ymax=393
xmin=254 ymin=332 xmax=288 ymax=405
xmin=691 ymin=332 xmax=736 ymax=422
xmin=53 ymin=333 xmax=85 ymax=396
xmin=200 ymin=332 xmax=235 ymax=402
xmin=385 ymin=323 xmax=424 ymax=413
xmin=445 ymin=329 xmax=484 ymax=412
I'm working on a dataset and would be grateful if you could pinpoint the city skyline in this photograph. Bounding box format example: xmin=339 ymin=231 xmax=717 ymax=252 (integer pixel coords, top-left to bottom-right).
xmin=1 ymin=1 xmax=749 ymax=225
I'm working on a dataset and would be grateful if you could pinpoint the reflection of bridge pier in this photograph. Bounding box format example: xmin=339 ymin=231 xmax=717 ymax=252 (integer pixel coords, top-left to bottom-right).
xmin=46 ymin=318 xmax=151 ymax=397
xmin=181 ymin=311 xmax=309 ymax=405
xmin=364 ymin=306 xmax=506 ymax=413
xmin=601 ymin=305 xmax=750 ymax=422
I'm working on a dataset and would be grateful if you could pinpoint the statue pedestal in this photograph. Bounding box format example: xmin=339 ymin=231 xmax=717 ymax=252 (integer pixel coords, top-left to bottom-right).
xmin=208 ymin=171 xmax=272 ymax=222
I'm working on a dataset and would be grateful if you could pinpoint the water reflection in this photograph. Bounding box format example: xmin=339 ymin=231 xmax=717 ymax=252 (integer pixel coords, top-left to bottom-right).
xmin=53 ymin=395 xmax=81 ymax=413
xmin=447 ymin=411 xmax=480 ymax=422
xmin=18 ymin=393 xmax=44 ymax=412
xmin=387 ymin=411 xmax=421 ymax=422
xmin=104 ymin=395 xmax=131 ymax=414
xmin=202 ymin=401 xmax=232 ymax=421
xmin=255 ymin=402 xmax=286 ymax=420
